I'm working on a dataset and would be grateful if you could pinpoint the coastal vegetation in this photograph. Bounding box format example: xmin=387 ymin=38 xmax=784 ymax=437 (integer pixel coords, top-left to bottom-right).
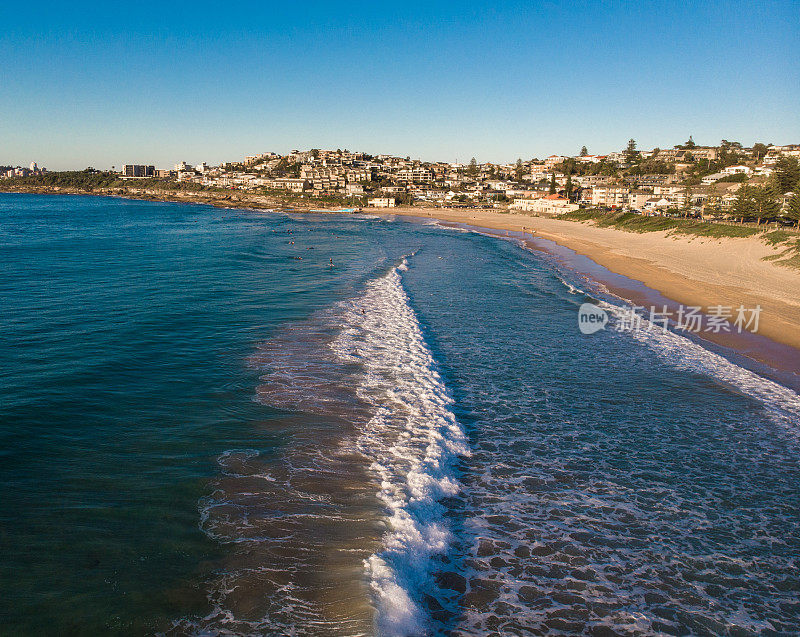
xmin=562 ymin=209 xmax=763 ymax=237
xmin=0 ymin=171 xmax=370 ymax=208
xmin=4 ymin=169 xmax=219 ymax=193
xmin=561 ymin=208 xmax=800 ymax=268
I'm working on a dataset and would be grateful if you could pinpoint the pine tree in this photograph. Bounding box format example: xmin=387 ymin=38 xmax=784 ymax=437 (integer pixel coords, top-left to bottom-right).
xmin=785 ymin=187 xmax=800 ymax=227
xmin=549 ymin=173 xmax=557 ymax=194
xmin=515 ymin=158 xmax=524 ymax=181
xmin=774 ymin=157 xmax=800 ymax=193
xmin=681 ymin=186 xmax=693 ymax=218
xmin=733 ymin=184 xmax=756 ymax=222
xmin=466 ymin=157 xmax=478 ymax=179
xmin=625 ymin=139 xmax=637 ymax=163
xmin=580 ymin=146 xmax=588 ymax=157
xmin=565 ymin=174 xmax=573 ymax=200
xmin=754 ymin=183 xmax=780 ymax=224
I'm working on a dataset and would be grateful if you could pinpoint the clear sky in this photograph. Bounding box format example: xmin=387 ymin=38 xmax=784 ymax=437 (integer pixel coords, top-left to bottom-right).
xmin=2 ymin=0 xmax=798 ymax=170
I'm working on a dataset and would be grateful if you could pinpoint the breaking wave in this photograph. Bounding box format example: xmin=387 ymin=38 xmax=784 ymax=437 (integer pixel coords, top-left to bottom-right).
xmin=332 ymin=259 xmax=470 ymax=636
xmin=176 ymin=258 xmax=468 ymax=636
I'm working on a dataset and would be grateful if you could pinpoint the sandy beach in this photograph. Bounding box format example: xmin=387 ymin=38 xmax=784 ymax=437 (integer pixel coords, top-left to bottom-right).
xmin=5 ymin=185 xmax=799 ymax=370
xmin=384 ymin=207 xmax=800 ymax=360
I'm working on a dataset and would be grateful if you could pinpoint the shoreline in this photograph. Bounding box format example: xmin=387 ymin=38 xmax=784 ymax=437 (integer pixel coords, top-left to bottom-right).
xmin=387 ymin=206 xmax=800 ymax=386
xmin=458 ymin=223 xmax=800 ymax=391
xmin=3 ymin=188 xmax=798 ymax=386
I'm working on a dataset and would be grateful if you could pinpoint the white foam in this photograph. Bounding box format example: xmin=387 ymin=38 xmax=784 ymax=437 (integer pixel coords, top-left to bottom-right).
xmin=599 ymin=301 xmax=800 ymax=423
xmin=544 ymin=255 xmax=800 ymax=421
xmin=332 ymin=259 xmax=470 ymax=636
xmin=556 ymin=274 xmax=585 ymax=296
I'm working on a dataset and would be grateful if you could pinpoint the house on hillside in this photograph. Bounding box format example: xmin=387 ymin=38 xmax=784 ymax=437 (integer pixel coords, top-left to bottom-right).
xmin=510 ymin=194 xmax=579 ymax=216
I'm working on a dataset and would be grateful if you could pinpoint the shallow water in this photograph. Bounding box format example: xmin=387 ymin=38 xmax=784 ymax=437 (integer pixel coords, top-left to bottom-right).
xmin=2 ymin=194 xmax=799 ymax=635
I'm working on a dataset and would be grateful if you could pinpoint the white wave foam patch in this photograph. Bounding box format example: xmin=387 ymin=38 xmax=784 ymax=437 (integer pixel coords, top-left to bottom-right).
xmin=332 ymin=259 xmax=470 ymax=636
xmin=600 ymin=301 xmax=800 ymax=423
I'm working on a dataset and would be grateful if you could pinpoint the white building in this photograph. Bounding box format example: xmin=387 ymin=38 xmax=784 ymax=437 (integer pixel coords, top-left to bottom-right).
xmin=627 ymin=191 xmax=652 ymax=211
xmin=722 ymin=165 xmax=752 ymax=176
xmin=544 ymin=155 xmax=567 ymax=169
xmin=510 ymin=194 xmax=578 ymax=216
xmin=269 ymin=178 xmax=307 ymax=193
xmin=367 ymin=197 xmax=396 ymax=208
xmin=591 ymin=186 xmax=629 ymax=207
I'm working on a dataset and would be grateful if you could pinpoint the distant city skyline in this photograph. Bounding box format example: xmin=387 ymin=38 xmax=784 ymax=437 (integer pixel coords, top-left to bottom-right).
xmin=2 ymin=0 xmax=798 ymax=170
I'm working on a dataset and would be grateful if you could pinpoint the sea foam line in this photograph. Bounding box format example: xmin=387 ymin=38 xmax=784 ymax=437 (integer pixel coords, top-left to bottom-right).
xmin=596 ymin=299 xmax=800 ymax=424
xmin=332 ymin=259 xmax=470 ymax=636
xmin=543 ymin=262 xmax=800 ymax=422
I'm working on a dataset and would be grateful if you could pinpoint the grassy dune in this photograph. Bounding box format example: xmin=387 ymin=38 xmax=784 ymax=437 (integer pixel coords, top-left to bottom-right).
xmin=560 ymin=210 xmax=800 ymax=268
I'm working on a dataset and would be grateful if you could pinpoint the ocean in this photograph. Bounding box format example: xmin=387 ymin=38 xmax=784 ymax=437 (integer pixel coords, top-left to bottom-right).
xmin=1 ymin=193 xmax=799 ymax=636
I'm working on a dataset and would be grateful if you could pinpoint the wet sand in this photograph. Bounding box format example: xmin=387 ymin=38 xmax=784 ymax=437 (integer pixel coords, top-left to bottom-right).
xmin=6 ymin=186 xmax=798 ymax=382
xmin=376 ymin=207 xmax=800 ymax=385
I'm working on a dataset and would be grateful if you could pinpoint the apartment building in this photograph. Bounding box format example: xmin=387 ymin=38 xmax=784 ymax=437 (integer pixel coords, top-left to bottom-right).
xmin=627 ymin=190 xmax=652 ymax=211
xmin=510 ymin=194 xmax=579 ymax=216
xmin=268 ymin=178 xmax=307 ymax=193
xmin=575 ymin=175 xmax=612 ymax=188
xmin=591 ymin=186 xmax=629 ymax=207
xmin=544 ymin=155 xmax=567 ymax=169
xmin=123 ymin=165 xmax=155 ymax=178
xmin=397 ymin=167 xmax=434 ymax=184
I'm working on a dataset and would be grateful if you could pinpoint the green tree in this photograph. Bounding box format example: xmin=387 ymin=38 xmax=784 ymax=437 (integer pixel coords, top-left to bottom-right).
xmin=752 ymin=143 xmax=768 ymax=161
xmin=784 ymin=186 xmax=800 ymax=227
xmin=733 ymin=185 xmax=757 ymax=222
xmin=754 ymin=183 xmax=780 ymax=223
xmin=549 ymin=173 xmax=557 ymax=194
xmin=735 ymin=184 xmax=779 ymax=224
xmin=514 ymin=158 xmax=525 ymax=181
xmin=774 ymin=157 xmax=800 ymax=193
xmin=625 ymin=138 xmax=637 ymax=164
xmin=684 ymin=135 xmax=696 ymax=149
xmin=680 ymin=186 xmax=694 ymax=218
xmin=466 ymin=157 xmax=479 ymax=179
xmin=580 ymin=146 xmax=588 ymax=157
xmin=702 ymin=194 xmax=722 ymax=219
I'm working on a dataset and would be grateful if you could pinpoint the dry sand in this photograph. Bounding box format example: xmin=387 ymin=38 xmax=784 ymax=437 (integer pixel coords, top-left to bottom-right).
xmin=8 ymin=186 xmax=797 ymax=369
xmin=384 ymin=207 xmax=800 ymax=358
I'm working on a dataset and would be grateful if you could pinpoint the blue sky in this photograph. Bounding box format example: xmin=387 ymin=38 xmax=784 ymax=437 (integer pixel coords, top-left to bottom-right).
xmin=2 ymin=0 xmax=798 ymax=169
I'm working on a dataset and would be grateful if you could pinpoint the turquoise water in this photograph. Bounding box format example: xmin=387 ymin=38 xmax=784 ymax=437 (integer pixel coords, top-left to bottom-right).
xmin=1 ymin=193 xmax=799 ymax=635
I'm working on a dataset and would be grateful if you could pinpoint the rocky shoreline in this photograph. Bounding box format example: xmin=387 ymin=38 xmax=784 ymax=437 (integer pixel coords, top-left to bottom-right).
xmin=0 ymin=184 xmax=306 ymax=212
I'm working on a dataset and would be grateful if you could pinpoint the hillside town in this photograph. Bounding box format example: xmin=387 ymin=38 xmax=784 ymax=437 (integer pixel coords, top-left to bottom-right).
xmin=3 ymin=162 xmax=47 ymax=178
xmin=4 ymin=139 xmax=800 ymax=223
